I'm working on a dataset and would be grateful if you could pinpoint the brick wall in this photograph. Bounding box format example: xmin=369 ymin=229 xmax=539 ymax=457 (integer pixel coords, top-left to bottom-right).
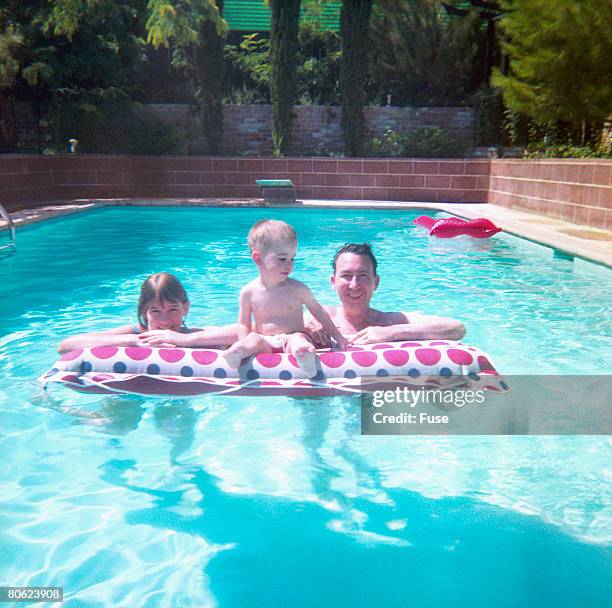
xmin=0 ymin=155 xmax=489 ymax=212
xmin=144 ymin=104 xmax=474 ymax=155
xmin=2 ymin=155 xmax=611 ymax=231
xmin=489 ymin=159 xmax=612 ymax=229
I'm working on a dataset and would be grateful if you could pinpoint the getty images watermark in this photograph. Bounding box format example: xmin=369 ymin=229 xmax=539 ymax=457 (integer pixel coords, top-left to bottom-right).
xmin=360 ymin=376 xmax=612 ymax=435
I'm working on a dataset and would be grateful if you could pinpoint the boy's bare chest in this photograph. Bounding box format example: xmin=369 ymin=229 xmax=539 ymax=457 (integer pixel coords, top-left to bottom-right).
xmin=250 ymin=286 xmax=302 ymax=314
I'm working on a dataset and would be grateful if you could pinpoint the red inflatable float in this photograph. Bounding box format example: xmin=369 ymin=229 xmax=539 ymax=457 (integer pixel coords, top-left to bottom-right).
xmin=414 ymin=216 xmax=501 ymax=239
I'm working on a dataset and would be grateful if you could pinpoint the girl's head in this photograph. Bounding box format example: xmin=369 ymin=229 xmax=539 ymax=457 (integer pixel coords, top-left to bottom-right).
xmin=137 ymin=272 xmax=190 ymax=331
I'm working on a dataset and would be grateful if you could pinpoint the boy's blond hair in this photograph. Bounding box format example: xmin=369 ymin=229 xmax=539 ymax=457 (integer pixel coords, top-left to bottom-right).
xmin=248 ymin=219 xmax=297 ymax=253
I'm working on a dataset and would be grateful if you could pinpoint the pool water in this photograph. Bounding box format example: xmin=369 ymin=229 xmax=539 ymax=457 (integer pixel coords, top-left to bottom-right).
xmin=0 ymin=206 xmax=610 ymax=607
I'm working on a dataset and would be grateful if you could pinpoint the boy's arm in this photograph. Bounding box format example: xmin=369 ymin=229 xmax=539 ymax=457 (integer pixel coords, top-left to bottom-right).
xmin=302 ymin=288 xmax=348 ymax=349
xmin=236 ymin=287 xmax=252 ymax=340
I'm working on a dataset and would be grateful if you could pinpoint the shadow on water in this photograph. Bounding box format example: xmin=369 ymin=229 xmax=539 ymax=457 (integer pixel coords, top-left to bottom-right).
xmin=93 ymin=398 xmax=612 ymax=608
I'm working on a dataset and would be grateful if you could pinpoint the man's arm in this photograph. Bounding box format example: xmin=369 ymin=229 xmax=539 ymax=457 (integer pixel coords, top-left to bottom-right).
xmin=351 ymin=313 xmax=466 ymax=344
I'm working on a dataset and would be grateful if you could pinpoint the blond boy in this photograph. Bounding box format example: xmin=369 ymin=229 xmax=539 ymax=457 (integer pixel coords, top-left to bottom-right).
xmin=223 ymin=220 xmax=348 ymax=376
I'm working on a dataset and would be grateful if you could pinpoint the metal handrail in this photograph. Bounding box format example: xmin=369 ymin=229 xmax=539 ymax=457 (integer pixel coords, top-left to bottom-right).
xmin=0 ymin=203 xmax=16 ymax=251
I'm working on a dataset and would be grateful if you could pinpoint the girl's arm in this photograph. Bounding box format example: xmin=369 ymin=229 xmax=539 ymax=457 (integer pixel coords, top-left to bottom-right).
xmin=138 ymin=324 xmax=239 ymax=348
xmin=302 ymin=289 xmax=348 ymax=350
xmin=57 ymin=324 xmax=140 ymax=353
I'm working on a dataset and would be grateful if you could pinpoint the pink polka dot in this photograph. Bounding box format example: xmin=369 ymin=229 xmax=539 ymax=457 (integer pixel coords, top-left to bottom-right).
xmin=351 ymin=351 xmax=377 ymax=367
xmin=321 ymin=352 xmax=346 ymax=368
xmin=430 ymin=341 xmax=449 ymax=346
xmin=159 ymin=349 xmax=185 ymax=363
xmin=400 ymin=342 xmax=422 ymax=348
xmin=287 ymin=354 xmax=300 ymax=368
xmin=60 ymin=349 xmax=83 ymax=361
xmin=383 ymin=349 xmax=409 ymax=366
xmin=91 ymin=346 xmax=118 ymax=359
xmin=126 ymin=347 xmax=152 ymax=360
xmin=192 ymin=350 xmax=218 ymax=365
xmin=347 ymin=346 xmax=364 ymax=351
xmin=415 ymin=348 xmax=441 ymax=366
xmin=447 ymin=349 xmax=474 ymax=366
xmin=478 ymin=356 xmax=494 ymax=371
xmin=256 ymin=353 xmax=283 ymax=368
xmin=92 ymin=374 xmax=113 ymax=381
xmin=372 ymin=343 xmax=393 ymax=350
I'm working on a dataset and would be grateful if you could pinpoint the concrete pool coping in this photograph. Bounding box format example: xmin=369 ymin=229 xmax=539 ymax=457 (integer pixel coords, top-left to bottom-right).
xmin=2 ymin=197 xmax=611 ymax=268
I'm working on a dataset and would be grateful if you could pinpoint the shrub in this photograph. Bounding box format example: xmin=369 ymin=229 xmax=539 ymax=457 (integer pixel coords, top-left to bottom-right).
xmin=369 ymin=126 xmax=466 ymax=158
xmin=524 ymin=142 xmax=611 ymax=159
xmin=57 ymin=103 xmax=188 ymax=155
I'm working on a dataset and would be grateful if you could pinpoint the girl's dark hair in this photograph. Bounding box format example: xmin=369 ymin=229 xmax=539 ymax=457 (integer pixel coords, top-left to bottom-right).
xmin=332 ymin=243 xmax=378 ymax=275
xmin=137 ymin=272 xmax=188 ymax=328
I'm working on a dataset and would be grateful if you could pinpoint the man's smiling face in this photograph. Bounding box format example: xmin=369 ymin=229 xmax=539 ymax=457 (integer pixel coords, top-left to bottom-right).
xmin=331 ymin=252 xmax=379 ymax=308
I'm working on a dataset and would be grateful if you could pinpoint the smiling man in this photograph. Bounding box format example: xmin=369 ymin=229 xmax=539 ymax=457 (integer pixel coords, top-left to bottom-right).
xmin=306 ymin=243 xmax=466 ymax=346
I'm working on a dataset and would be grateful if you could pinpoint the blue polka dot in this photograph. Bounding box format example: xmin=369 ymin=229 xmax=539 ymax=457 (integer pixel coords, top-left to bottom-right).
xmin=408 ymin=368 xmax=420 ymax=378
xmin=500 ymin=381 xmax=509 ymax=390
xmin=113 ymin=362 xmax=127 ymax=373
xmin=213 ymin=368 xmax=227 ymax=378
xmin=376 ymin=369 xmax=389 ymax=377
xmin=246 ymin=369 xmax=259 ymax=380
xmin=344 ymin=370 xmax=357 ymax=379
xmin=468 ymin=372 xmax=480 ymax=381
xmin=440 ymin=367 xmax=452 ymax=378
xmin=279 ymin=370 xmax=292 ymax=380
xmin=312 ymin=370 xmax=325 ymax=381
xmin=146 ymin=364 xmax=160 ymax=375
xmin=181 ymin=366 xmax=194 ymax=377
xmin=80 ymin=361 xmax=92 ymax=373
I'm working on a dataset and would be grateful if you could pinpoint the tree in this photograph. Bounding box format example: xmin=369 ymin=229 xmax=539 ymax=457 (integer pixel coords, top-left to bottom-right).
xmin=0 ymin=0 xmax=147 ymax=149
xmin=268 ymin=0 xmax=301 ymax=156
xmin=493 ymin=0 xmax=612 ymax=143
xmin=370 ymin=0 xmax=481 ymax=107
xmin=339 ymin=0 xmax=373 ymax=156
xmin=146 ymin=0 xmax=227 ymax=154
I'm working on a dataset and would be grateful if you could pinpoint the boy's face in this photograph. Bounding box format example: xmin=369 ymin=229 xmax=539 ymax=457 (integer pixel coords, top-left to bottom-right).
xmin=253 ymin=239 xmax=297 ymax=284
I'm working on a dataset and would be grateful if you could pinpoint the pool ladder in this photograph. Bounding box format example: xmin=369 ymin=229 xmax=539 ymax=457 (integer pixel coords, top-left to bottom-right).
xmin=0 ymin=203 xmax=16 ymax=251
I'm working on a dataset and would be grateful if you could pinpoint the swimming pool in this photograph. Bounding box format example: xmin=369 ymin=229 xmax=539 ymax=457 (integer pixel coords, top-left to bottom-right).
xmin=1 ymin=206 xmax=611 ymax=607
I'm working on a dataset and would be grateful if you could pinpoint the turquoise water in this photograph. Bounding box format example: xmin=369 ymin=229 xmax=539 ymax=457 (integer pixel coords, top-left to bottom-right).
xmin=0 ymin=206 xmax=611 ymax=607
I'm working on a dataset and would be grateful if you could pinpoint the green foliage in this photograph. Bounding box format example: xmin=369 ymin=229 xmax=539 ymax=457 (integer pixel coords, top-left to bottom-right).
xmin=296 ymin=22 xmax=341 ymax=104
xmin=340 ymin=0 xmax=373 ymax=157
xmin=225 ymin=33 xmax=271 ymax=103
xmin=493 ymin=0 xmax=612 ymax=139
xmin=56 ymin=101 xmax=188 ymax=154
xmin=146 ymin=0 xmax=227 ymax=154
xmin=369 ymin=0 xmax=481 ymax=106
xmin=269 ymin=0 xmax=301 ymax=156
xmin=369 ymin=126 xmax=466 ymax=158
xmin=471 ymin=87 xmax=505 ymax=146
xmin=524 ymin=142 xmax=611 ymax=160
xmin=226 ymin=24 xmax=341 ymax=106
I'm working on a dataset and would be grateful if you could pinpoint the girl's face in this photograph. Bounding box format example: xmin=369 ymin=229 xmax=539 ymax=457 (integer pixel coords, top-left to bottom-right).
xmin=145 ymin=298 xmax=189 ymax=331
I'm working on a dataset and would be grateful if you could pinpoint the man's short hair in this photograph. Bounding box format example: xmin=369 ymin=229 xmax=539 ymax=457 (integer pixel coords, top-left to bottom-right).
xmin=248 ymin=219 xmax=297 ymax=253
xmin=332 ymin=243 xmax=378 ymax=276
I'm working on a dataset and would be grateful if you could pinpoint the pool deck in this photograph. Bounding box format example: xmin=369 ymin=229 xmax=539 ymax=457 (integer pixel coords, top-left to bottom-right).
xmin=2 ymin=197 xmax=611 ymax=268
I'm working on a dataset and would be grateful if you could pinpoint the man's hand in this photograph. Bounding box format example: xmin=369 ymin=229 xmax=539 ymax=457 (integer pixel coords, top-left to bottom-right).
xmin=304 ymin=318 xmax=331 ymax=348
xmin=351 ymin=325 xmax=397 ymax=345
xmin=138 ymin=329 xmax=185 ymax=348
